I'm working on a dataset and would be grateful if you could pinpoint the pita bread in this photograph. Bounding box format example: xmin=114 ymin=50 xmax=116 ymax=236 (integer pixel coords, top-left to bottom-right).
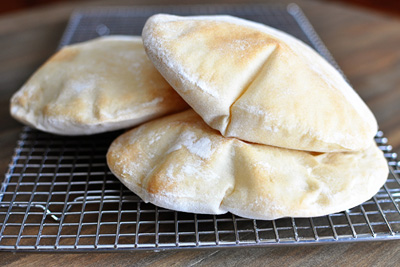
xmin=106 ymin=110 xmax=388 ymax=220
xmin=10 ymin=35 xmax=188 ymax=135
xmin=143 ymin=14 xmax=377 ymax=152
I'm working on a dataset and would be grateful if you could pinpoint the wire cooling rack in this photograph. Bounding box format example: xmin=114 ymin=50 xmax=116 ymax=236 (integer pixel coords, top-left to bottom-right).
xmin=1 ymin=4 xmax=400 ymax=252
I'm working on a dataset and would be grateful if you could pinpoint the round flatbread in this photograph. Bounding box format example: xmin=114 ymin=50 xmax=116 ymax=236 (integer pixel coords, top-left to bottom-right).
xmin=142 ymin=14 xmax=377 ymax=152
xmin=107 ymin=110 xmax=388 ymax=220
xmin=10 ymin=35 xmax=188 ymax=135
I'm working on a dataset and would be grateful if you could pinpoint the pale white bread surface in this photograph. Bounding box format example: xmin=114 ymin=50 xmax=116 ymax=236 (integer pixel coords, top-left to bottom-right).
xmin=142 ymin=14 xmax=378 ymax=152
xmin=10 ymin=35 xmax=189 ymax=135
xmin=106 ymin=110 xmax=388 ymax=220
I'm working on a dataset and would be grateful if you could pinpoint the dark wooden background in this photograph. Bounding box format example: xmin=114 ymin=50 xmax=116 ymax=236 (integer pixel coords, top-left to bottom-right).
xmin=2 ymin=0 xmax=400 ymax=16
xmin=1 ymin=0 xmax=400 ymax=265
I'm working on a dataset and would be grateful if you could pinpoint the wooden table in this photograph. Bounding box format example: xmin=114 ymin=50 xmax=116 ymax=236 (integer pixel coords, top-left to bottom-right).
xmin=1 ymin=0 xmax=400 ymax=265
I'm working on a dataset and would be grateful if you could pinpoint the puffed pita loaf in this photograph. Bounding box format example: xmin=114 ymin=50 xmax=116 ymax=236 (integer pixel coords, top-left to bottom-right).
xmin=10 ymin=35 xmax=188 ymax=135
xmin=107 ymin=110 xmax=388 ymax=220
xmin=142 ymin=14 xmax=377 ymax=152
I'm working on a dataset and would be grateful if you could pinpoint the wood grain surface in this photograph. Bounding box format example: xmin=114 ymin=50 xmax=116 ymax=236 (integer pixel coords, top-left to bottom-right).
xmin=1 ymin=0 xmax=400 ymax=266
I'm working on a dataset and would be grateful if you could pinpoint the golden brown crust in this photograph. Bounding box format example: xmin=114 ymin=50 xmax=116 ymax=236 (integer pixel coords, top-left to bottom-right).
xmin=107 ymin=110 xmax=388 ymax=220
xmin=10 ymin=35 xmax=189 ymax=135
xmin=143 ymin=14 xmax=377 ymax=152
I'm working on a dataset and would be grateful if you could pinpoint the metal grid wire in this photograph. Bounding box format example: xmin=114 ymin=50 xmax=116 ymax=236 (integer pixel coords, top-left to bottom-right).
xmin=1 ymin=4 xmax=400 ymax=252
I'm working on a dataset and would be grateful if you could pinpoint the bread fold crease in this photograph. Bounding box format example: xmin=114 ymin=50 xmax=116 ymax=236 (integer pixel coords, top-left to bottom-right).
xmin=107 ymin=110 xmax=388 ymax=220
xmin=143 ymin=14 xmax=378 ymax=152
